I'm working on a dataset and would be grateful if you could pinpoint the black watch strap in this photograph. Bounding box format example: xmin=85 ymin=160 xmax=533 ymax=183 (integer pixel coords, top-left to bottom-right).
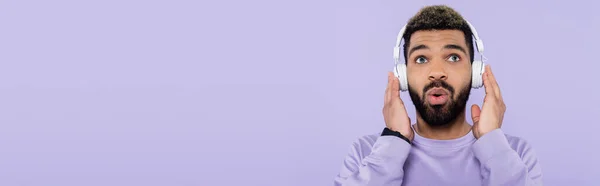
xmin=381 ymin=127 xmax=411 ymax=144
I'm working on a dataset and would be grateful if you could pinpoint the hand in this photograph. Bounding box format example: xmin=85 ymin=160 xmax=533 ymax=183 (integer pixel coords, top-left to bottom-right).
xmin=383 ymin=72 xmax=414 ymax=141
xmin=471 ymin=65 xmax=506 ymax=139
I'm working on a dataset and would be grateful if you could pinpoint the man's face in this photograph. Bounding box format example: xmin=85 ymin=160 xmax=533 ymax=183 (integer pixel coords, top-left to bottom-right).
xmin=406 ymin=29 xmax=472 ymax=127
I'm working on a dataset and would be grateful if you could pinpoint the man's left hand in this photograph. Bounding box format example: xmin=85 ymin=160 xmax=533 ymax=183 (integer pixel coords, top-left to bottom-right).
xmin=470 ymin=65 xmax=506 ymax=139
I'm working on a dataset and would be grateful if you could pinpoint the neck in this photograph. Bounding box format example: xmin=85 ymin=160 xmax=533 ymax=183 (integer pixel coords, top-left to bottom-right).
xmin=414 ymin=111 xmax=472 ymax=140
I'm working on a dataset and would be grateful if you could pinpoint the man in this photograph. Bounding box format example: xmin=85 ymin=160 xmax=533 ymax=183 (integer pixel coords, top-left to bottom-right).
xmin=334 ymin=5 xmax=542 ymax=186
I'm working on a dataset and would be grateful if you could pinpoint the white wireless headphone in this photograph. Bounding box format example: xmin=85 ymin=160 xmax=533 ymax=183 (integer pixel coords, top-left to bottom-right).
xmin=393 ymin=20 xmax=487 ymax=92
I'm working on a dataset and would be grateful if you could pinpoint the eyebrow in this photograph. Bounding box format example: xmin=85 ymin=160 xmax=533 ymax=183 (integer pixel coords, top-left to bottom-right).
xmin=444 ymin=44 xmax=467 ymax=55
xmin=408 ymin=44 xmax=429 ymax=57
xmin=408 ymin=44 xmax=468 ymax=57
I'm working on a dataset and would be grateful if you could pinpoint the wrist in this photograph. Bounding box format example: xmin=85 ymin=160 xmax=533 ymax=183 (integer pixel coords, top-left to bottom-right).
xmin=476 ymin=126 xmax=500 ymax=139
xmin=381 ymin=127 xmax=412 ymax=144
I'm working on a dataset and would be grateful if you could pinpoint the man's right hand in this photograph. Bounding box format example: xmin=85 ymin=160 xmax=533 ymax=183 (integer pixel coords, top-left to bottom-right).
xmin=383 ymin=72 xmax=414 ymax=142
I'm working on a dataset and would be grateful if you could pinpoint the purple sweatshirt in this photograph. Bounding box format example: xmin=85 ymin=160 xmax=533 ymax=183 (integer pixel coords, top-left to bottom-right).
xmin=334 ymin=127 xmax=543 ymax=186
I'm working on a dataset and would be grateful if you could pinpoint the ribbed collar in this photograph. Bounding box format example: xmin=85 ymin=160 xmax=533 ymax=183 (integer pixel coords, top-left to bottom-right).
xmin=411 ymin=124 xmax=476 ymax=149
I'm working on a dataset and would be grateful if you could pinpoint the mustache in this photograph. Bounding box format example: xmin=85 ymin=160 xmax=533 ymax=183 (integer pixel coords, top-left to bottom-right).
xmin=423 ymin=80 xmax=455 ymax=96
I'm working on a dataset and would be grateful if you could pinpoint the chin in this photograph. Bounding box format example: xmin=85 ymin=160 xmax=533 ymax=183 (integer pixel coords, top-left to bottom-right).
xmin=424 ymin=104 xmax=457 ymax=127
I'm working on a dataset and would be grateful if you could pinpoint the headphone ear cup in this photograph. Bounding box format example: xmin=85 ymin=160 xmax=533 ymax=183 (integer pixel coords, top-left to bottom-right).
xmin=395 ymin=63 xmax=408 ymax=91
xmin=471 ymin=60 xmax=485 ymax=89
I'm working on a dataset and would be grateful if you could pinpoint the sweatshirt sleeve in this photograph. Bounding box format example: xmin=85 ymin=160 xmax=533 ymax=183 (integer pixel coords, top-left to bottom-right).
xmin=333 ymin=135 xmax=411 ymax=186
xmin=472 ymin=129 xmax=543 ymax=186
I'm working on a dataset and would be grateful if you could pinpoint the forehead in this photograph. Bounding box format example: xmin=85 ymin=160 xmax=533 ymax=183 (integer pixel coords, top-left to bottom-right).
xmin=409 ymin=29 xmax=467 ymax=48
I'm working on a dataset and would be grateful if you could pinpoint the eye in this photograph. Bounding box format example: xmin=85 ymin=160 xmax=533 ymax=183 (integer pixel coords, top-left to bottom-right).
xmin=415 ymin=56 xmax=428 ymax=64
xmin=447 ymin=54 xmax=460 ymax=62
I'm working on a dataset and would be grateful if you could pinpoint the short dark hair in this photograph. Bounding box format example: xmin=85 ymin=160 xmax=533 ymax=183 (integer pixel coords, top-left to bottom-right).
xmin=402 ymin=5 xmax=474 ymax=64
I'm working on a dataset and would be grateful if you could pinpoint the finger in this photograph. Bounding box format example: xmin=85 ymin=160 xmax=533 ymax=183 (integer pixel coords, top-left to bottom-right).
xmin=482 ymin=67 xmax=497 ymax=100
xmin=471 ymin=104 xmax=481 ymax=124
xmin=391 ymin=73 xmax=401 ymax=101
xmin=391 ymin=72 xmax=398 ymax=92
xmin=384 ymin=73 xmax=392 ymax=123
xmin=393 ymin=75 xmax=406 ymax=106
xmin=487 ymin=65 xmax=502 ymax=100
xmin=385 ymin=72 xmax=393 ymax=104
xmin=385 ymin=73 xmax=390 ymax=105
xmin=472 ymin=124 xmax=479 ymax=138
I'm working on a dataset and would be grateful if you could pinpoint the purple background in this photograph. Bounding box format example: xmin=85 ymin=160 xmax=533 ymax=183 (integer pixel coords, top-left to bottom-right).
xmin=0 ymin=0 xmax=598 ymax=185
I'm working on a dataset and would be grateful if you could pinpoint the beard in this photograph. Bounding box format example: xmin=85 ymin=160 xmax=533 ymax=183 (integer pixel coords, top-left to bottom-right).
xmin=408 ymin=80 xmax=471 ymax=127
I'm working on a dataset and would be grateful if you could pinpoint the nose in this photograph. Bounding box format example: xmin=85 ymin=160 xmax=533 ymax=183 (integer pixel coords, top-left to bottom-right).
xmin=428 ymin=64 xmax=448 ymax=81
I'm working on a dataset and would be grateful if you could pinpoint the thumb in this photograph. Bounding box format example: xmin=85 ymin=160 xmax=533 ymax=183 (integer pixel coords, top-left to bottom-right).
xmin=471 ymin=104 xmax=481 ymax=124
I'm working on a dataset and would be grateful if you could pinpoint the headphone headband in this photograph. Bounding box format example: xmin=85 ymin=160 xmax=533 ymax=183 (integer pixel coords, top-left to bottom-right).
xmin=393 ymin=20 xmax=484 ymax=64
xmin=465 ymin=20 xmax=484 ymax=53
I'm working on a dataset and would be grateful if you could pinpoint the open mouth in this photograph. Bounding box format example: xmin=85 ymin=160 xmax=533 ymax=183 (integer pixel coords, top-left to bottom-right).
xmin=426 ymin=88 xmax=449 ymax=105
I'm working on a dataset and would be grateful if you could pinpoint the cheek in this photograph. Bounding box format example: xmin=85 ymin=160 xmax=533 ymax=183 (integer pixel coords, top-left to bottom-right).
xmin=406 ymin=70 xmax=426 ymax=90
xmin=448 ymin=74 xmax=471 ymax=96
